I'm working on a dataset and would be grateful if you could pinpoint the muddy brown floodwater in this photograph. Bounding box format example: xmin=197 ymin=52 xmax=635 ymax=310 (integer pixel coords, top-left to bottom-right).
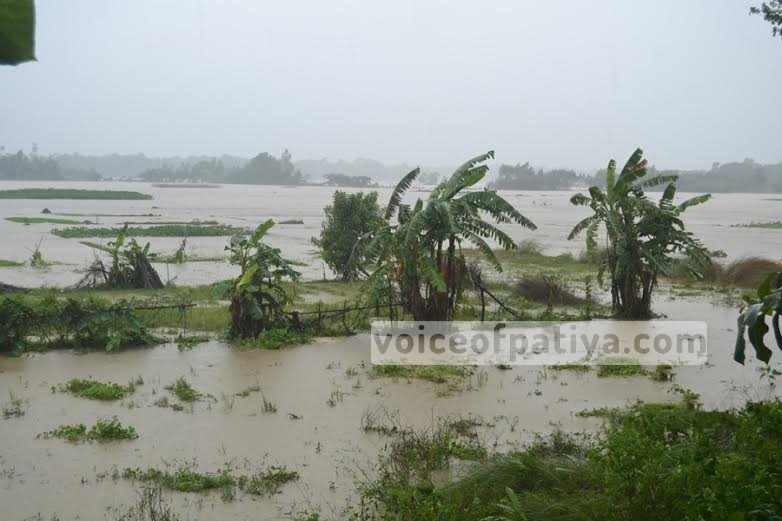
xmin=1 ymin=294 xmax=780 ymax=521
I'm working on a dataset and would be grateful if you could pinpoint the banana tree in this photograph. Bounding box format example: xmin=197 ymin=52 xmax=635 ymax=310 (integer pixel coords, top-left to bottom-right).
xmin=735 ymin=271 xmax=782 ymax=364
xmin=214 ymin=219 xmax=300 ymax=338
xmin=356 ymin=151 xmax=536 ymax=321
xmin=568 ymin=148 xmax=711 ymax=319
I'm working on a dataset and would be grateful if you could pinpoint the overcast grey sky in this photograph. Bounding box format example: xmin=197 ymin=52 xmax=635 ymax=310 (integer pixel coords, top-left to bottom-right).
xmin=1 ymin=0 xmax=780 ymax=170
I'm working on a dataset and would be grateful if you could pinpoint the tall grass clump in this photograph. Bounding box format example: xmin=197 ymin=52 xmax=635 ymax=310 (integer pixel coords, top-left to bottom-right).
xmin=357 ymin=401 xmax=782 ymax=521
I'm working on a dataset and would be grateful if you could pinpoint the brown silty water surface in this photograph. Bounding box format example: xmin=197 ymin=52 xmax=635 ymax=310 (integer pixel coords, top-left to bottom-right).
xmin=1 ymin=295 xmax=781 ymax=520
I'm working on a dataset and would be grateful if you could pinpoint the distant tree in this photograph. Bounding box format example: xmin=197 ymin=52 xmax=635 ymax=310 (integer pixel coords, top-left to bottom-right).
xmin=323 ymin=173 xmax=376 ymax=188
xmin=418 ymin=171 xmax=440 ymax=185
xmin=0 ymin=150 xmax=62 ymax=180
xmin=489 ymin=163 xmax=580 ymax=190
xmin=751 ymin=1 xmax=782 ymax=39
xmin=231 ymin=151 xmax=304 ymax=185
xmin=313 ymin=191 xmax=383 ymax=280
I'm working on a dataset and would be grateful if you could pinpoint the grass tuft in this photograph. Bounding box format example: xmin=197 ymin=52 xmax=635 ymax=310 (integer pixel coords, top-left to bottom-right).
xmin=596 ymin=357 xmax=647 ymax=377
xmin=165 ymin=377 xmax=201 ymax=402
xmin=61 ymin=378 xmax=135 ymax=400
xmin=40 ymin=416 xmax=138 ymax=442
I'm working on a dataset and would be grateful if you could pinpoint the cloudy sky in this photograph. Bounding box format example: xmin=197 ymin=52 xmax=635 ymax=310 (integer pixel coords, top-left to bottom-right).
xmin=1 ymin=0 xmax=781 ymax=170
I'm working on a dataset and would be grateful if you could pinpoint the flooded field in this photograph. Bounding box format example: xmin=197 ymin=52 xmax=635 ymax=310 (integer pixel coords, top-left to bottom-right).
xmin=1 ymin=182 xmax=781 ymax=520
xmin=1 ymin=181 xmax=781 ymax=287
xmin=1 ymin=294 xmax=780 ymax=521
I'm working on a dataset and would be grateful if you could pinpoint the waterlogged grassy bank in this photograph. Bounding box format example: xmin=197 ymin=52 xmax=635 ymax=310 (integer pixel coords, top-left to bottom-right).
xmin=0 ymin=188 xmax=152 ymax=200
xmin=53 ymin=223 xmax=244 ymax=238
xmin=5 ymin=216 xmax=84 ymax=225
xmin=733 ymin=221 xmax=782 ymax=229
xmin=347 ymin=400 xmax=782 ymax=521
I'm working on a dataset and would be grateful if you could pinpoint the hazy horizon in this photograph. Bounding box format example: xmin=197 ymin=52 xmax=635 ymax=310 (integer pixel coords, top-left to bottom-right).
xmin=1 ymin=1 xmax=781 ymax=171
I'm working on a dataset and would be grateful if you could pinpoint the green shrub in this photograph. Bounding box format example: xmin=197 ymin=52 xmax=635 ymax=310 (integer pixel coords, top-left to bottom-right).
xmin=312 ymin=190 xmax=383 ymax=281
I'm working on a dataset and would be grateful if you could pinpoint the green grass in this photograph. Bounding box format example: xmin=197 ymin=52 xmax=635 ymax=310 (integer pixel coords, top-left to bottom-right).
xmin=123 ymin=467 xmax=235 ymax=492
xmin=165 ymin=377 xmax=201 ymax=402
xmin=5 ymin=216 xmax=83 ymax=225
xmin=52 ymin=223 xmax=244 ymax=238
xmin=0 ymin=188 xmax=152 ymax=200
xmin=0 ymin=259 xmax=23 ymax=267
xmin=40 ymin=417 xmax=138 ymax=442
xmin=550 ymin=363 xmax=592 ymax=372
xmin=361 ymin=400 xmax=782 ymax=521
xmin=2 ymin=391 xmax=26 ymax=418
xmin=372 ymin=364 xmax=470 ymax=383
xmin=733 ymin=221 xmax=782 ymax=229
xmin=650 ymin=364 xmax=674 ymax=382
xmin=596 ymin=357 xmax=647 ymax=377
xmin=237 ymin=328 xmax=312 ymax=350
xmin=121 ymin=464 xmax=298 ymax=496
xmin=137 ymin=305 xmax=229 ymax=333
xmin=61 ymin=378 xmax=137 ymax=400
xmin=238 ymin=467 xmax=299 ymax=496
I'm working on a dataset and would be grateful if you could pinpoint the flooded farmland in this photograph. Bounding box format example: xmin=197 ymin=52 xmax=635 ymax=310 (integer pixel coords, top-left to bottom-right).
xmin=1 ymin=180 xmax=781 ymax=287
xmin=1 ymin=181 xmax=781 ymax=520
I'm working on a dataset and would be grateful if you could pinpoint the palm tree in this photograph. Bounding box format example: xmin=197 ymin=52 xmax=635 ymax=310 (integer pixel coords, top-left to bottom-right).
xmin=356 ymin=151 xmax=536 ymax=321
xmin=568 ymin=148 xmax=711 ymax=319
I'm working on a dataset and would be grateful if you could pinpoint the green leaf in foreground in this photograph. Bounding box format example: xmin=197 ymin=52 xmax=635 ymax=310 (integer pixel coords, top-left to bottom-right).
xmin=0 ymin=0 xmax=35 ymax=65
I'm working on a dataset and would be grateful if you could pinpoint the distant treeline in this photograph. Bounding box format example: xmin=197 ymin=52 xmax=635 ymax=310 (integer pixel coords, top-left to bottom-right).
xmin=139 ymin=150 xmax=304 ymax=185
xmin=488 ymin=163 xmax=585 ymax=190
xmin=0 ymin=150 xmax=100 ymax=181
xmin=3 ymin=148 xmax=782 ymax=193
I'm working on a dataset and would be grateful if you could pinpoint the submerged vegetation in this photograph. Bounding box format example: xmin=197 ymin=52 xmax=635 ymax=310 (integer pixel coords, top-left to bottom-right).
xmin=734 ymin=220 xmax=782 ymax=229
xmin=0 ymin=188 xmax=152 ymax=199
xmin=5 ymin=216 xmax=83 ymax=225
xmin=121 ymin=463 xmax=299 ymax=496
xmin=39 ymin=417 xmax=138 ymax=442
xmin=53 ymin=223 xmax=243 ymax=238
xmin=60 ymin=377 xmax=139 ymax=400
xmin=164 ymin=377 xmax=201 ymax=402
